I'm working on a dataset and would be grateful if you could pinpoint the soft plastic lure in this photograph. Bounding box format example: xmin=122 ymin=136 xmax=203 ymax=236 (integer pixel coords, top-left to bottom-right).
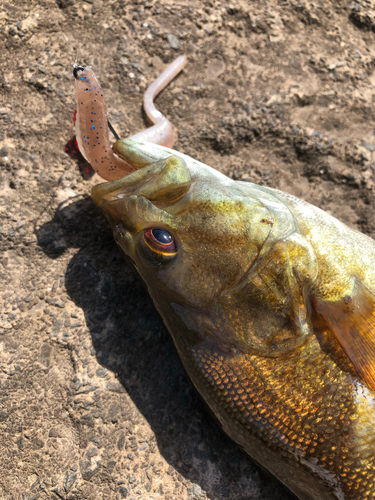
xmin=73 ymin=56 xmax=187 ymax=181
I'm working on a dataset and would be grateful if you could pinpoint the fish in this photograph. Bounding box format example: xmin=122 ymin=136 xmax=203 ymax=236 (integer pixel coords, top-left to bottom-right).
xmin=73 ymin=60 xmax=375 ymax=500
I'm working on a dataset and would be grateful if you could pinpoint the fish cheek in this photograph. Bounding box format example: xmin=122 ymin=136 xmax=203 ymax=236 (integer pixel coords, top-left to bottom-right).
xmin=216 ymin=233 xmax=319 ymax=356
xmin=154 ymin=235 xmax=260 ymax=313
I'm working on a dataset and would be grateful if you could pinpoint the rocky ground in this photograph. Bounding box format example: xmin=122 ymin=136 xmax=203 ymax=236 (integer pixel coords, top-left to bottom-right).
xmin=1 ymin=0 xmax=375 ymax=499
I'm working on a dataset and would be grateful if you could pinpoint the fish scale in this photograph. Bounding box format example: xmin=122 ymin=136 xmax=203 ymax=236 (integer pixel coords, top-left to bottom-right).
xmin=189 ymin=336 xmax=374 ymax=500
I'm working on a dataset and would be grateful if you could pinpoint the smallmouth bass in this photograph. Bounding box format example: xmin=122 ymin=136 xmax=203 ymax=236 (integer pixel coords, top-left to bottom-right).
xmin=74 ymin=63 xmax=375 ymax=500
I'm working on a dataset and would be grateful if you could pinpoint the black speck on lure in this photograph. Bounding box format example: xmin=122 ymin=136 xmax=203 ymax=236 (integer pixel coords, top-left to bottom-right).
xmin=74 ymin=58 xmax=375 ymax=500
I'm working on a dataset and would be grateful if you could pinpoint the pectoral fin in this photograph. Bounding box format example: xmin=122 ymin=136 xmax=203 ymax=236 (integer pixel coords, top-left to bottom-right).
xmin=315 ymin=281 xmax=375 ymax=391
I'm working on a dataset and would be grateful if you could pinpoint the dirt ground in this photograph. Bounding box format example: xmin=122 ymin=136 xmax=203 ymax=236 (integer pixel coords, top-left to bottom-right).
xmin=1 ymin=0 xmax=375 ymax=499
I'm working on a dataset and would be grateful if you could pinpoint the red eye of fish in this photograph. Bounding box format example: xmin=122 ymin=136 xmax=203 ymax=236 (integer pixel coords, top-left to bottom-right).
xmin=144 ymin=228 xmax=176 ymax=253
xmin=141 ymin=228 xmax=177 ymax=264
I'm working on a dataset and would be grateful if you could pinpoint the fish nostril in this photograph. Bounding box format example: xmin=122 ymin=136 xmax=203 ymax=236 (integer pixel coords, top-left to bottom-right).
xmin=115 ymin=222 xmax=128 ymax=234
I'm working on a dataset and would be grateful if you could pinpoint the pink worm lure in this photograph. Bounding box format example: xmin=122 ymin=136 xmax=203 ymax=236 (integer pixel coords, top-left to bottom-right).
xmin=73 ymin=55 xmax=187 ymax=181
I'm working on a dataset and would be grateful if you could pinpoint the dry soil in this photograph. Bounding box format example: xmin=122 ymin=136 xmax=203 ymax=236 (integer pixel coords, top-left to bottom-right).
xmin=1 ymin=1 xmax=375 ymax=499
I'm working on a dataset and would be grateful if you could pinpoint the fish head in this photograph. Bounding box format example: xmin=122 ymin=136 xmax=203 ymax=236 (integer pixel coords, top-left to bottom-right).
xmin=92 ymin=139 xmax=305 ymax=353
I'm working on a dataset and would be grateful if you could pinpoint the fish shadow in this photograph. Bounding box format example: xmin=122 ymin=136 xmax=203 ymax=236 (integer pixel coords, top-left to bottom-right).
xmin=36 ymin=194 xmax=294 ymax=500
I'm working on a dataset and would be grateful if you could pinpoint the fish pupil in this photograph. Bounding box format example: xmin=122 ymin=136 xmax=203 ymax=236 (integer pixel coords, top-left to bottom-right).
xmin=152 ymin=228 xmax=173 ymax=245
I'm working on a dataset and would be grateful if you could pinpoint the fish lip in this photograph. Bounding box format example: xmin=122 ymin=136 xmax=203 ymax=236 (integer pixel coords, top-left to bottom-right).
xmin=91 ymin=162 xmax=160 ymax=207
xmin=91 ymin=182 xmax=109 ymax=207
xmin=91 ymin=175 xmax=142 ymax=209
xmin=91 ymin=178 xmax=127 ymax=207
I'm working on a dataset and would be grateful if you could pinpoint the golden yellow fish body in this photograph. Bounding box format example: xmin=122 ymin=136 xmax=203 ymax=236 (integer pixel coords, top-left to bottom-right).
xmin=92 ymin=139 xmax=375 ymax=500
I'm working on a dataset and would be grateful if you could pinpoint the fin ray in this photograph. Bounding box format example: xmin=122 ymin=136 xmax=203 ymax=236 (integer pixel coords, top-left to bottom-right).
xmin=315 ymin=281 xmax=375 ymax=391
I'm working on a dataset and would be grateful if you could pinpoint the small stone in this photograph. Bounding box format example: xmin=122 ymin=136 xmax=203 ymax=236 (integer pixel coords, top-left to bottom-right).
xmin=119 ymin=486 xmax=128 ymax=498
xmin=106 ymin=381 xmax=125 ymax=393
xmin=32 ymin=437 xmax=44 ymax=449
xmin=63 ymin=471 xmax=77 ymax=493
xmin=86 ymin=446 xmax=98 ymax=458
xmin=46 ymin=297 xmax=65 ymax=308
xmin=192 ymin=484 xmax=202 ymax=496
xmin=362 ymin=143 xmax=375 ymax=152
xmin=96 ymin=367 xmax=108 ymax=378
xmin=57 ymin=0 xmax=75 ymax=7
xmin=167 ymin=34 xmax=180 ymax=49
xmin=71 ymin=379 xmax=81 ymax=391
xmin=80 ymin=458 xmax=101 ymax=480
xmin=107 ymin=460 xmax=116 ymax=470
xmin=52 ymin=319 xmax=63 ymax=334
xmin=75 ymin=385 xmax=98 ymax=394
xmin=206 ymin=59 xmax=226 ymax=80
xmin=328 ymin=61 xmax=345 ymax=70
xmin=8 ymin=27 xmax=16 ymax=36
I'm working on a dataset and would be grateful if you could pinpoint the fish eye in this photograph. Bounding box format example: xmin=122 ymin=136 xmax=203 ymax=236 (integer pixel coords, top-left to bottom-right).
xmin=141 ymin=228 xmax=177 ymax=264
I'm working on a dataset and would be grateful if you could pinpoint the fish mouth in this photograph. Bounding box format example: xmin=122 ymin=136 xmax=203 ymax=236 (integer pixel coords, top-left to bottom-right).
xmin=92 ymin=179 xmax=123 ymax=208
xmin=91 ymin=154 xmax=192 ymax=209
xmin=91 ymin=162 xmax=162 ymax=208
